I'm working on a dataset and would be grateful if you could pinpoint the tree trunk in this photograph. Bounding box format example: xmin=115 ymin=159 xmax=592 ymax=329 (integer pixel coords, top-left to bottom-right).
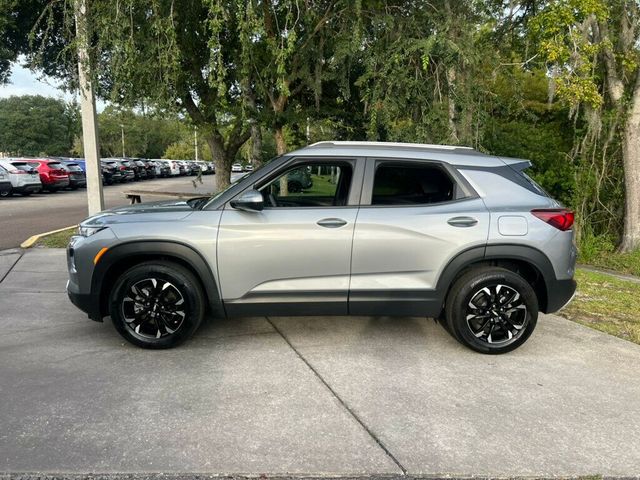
xmin=244 ymin=83 xmax=263 ymax=166
xmin=446 ymin=65 xmax=459 ymax=143
xmin=274 ymin=125 xmax=287 ymax=155
xmin=620 ymin=68 xmax=640 ymax=252
xmin=274 ymin=125 xmax=288 ymax=196
xmin=250 ymin=121 xmax=262 ymax=166
xmin=204 ymin=132 xmax=231 ymax=191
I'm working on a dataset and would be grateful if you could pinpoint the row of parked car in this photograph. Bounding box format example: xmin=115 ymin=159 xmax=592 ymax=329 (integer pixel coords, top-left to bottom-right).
xmin=98 ymin=158 xmax=215 ymax=185
xmin=0 ymin=157 xmax=216 ymax=197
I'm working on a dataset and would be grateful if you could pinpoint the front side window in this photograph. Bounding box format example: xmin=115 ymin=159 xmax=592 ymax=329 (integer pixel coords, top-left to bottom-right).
xmin=372 ymin=164 xmax=455 ymax=205
xmin=260 ymin=162 xmax=353 ymax=208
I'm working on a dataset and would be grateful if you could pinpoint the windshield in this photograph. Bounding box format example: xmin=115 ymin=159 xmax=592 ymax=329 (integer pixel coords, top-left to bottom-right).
xmin=199 ymin=158 xmax=279 ymax=209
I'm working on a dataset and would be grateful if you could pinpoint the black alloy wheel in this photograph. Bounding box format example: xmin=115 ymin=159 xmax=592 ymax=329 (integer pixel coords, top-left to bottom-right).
xmin=445 ymin=267 xmax=538 ymax=354
xmin=465 ymin=284 xmax=528 ymax=345
xmin=110 ymin=261 xmax=205 ymax=348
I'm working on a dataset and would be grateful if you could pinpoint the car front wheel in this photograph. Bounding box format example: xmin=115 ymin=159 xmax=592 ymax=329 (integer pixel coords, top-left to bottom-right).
xmin=444 ymin=267 xmax=538 ymax=354
xmin=109 ymin=261 xmax=205 ymax=349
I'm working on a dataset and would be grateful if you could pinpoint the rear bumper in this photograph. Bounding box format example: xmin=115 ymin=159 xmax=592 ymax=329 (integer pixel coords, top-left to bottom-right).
xmin=44 ymin=178 xmax=70 ymax=188
xmin=69 ymin=177 xmax=87 ymax=187
xmin=545 ymin=278 xmax=577 ymax=313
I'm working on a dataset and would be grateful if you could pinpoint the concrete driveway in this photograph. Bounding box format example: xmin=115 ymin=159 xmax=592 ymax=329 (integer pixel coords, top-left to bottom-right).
xmin=1 ymin=248 xmax=640 ymax=477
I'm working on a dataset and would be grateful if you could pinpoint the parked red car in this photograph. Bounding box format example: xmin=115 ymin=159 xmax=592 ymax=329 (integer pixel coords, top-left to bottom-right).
xmin=25 ymin=159 xmax=70 ymax=192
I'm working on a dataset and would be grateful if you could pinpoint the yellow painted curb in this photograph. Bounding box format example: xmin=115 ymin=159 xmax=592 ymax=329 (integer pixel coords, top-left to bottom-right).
xmin=21 ymin=225 xmax=78 ymax=249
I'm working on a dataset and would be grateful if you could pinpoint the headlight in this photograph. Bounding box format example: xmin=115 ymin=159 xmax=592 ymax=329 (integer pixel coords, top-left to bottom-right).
xmin=77 ymin=225 xmax=106 ymax=237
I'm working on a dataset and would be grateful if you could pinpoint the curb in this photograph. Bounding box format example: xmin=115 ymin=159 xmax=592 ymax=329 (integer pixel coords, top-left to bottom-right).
xmin=20 ymin=225 xmax=77 ymax=249
xmin=577 ymin=264 xmax=640 ymax=284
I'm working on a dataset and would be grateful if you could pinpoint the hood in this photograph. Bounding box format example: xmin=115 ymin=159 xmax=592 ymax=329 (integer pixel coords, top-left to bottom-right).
xmin=82 ymin=199 xmax=201 ymax=226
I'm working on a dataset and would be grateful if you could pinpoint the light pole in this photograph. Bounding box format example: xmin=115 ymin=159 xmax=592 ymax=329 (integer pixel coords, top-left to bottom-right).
xmin=120 ymin=124 xmax=125 ymax=157
xmin=194 ymin=127 xmax=198 ymax=161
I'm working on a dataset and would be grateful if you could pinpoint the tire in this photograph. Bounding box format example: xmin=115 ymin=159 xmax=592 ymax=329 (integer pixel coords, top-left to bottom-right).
xmin=109 ymin=261 xmax=205 ymax=349
xmin=1 ymin=189 xmax=10 ymax=198
xmin=444 ymin=267 xmax=538 ymax=354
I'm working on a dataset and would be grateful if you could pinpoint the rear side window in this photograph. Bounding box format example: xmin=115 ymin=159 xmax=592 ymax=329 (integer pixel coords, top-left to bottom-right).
xmin=520 ymin=170 xmax=550 ymax=197
xmin=372 ymin=164 xmax=455 ymax=205
xmin=11 ymin=162 xmax=35 ymax=172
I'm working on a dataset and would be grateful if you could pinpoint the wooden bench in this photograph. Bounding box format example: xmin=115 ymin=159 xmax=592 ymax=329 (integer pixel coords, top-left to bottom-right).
xmin=123 ymin=190 xmax=213 ymax=204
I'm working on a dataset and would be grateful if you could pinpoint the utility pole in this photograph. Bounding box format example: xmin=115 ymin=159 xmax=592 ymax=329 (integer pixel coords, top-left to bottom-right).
xmin=120 ymin=124 xmax=126 ymax=157
xmin=75 ymin=0 xmax=104 ymax=215
xmin=194 ymin=127 xmax=198 ymax=161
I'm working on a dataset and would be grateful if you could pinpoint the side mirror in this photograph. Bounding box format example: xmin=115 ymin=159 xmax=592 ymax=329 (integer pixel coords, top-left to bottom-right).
xmin=230 ymin=189 xmax=264 ymax=212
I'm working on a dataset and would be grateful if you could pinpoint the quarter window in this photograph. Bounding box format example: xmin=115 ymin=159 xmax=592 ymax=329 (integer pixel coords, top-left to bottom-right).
xmin=372 ymin=164 xmax=455 ymax=205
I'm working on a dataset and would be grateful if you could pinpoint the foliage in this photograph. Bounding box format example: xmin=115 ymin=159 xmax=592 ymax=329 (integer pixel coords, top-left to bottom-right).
xmin=164 ymin=138 xmax=212 ymax=161
xmin=579 ymin=233 xmax=640 ymax=276
xmin=96 ymin=107 xmax=184 ymax=159
xmin=0 ymin=95 xmax=78 ymax=156
xmin=3 ymin=0 xmax=640 ymax=253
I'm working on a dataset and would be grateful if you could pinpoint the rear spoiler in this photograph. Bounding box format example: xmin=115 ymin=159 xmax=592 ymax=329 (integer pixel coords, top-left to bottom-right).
xmin=500 ymin=157 xmax=532 ymax=171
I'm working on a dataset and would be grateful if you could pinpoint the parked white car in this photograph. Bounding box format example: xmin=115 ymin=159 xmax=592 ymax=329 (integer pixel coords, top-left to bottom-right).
xmin=0 ymin=165 xmax=11 ymax=197
xmin=157 ymin=159 xmax=182 ymax=176
xmin=197 ymin=161 xmax=214 ymax=174
xmin=231 ymin=163 xmax=243 ymax=172
xmin=0 ymin=159 xmax=42 ymax=196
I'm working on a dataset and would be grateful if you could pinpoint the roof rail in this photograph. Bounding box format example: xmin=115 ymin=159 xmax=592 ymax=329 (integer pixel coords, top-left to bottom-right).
xmin=308 ymin=141 xmax=474 ymax=151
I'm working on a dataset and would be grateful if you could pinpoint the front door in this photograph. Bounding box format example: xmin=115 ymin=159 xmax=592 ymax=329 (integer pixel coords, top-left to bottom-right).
xmin=217 ymin=158 xmax=362 ymax=316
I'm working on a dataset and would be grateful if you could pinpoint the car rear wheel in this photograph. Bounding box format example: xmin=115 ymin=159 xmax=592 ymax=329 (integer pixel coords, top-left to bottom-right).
xmin=109 ymin=261 xmax=205 ymax=349
xmin=444 ymin=267 xmax=538 ymax=354
xmin=0 ymin=189 xmax=10 ymax=197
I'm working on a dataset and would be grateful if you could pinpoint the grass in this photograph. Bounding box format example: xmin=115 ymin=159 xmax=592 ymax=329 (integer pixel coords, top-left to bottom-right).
xmin=559 ymin=268 xmax=640 ymax=345
xmin=35 ymin=227 xmax=76 ymax=248
xmin=579 ymin=234 xmax=640 ymax=276
xmin=580 ymin=248 xmax=640 ymax=277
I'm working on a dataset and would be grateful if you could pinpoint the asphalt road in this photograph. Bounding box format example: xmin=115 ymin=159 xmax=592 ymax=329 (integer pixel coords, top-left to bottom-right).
xmin=0 ymin=173 xmax=243 ymax=250
xmin=1 ymin=248 xmax=640 ymax=476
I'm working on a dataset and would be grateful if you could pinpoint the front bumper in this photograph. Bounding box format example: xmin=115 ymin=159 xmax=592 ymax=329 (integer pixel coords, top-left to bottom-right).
xmin=67 ymin=283 xmax=102 ymax=322
xmin=14 ymin=184 xmax=41 ymax=193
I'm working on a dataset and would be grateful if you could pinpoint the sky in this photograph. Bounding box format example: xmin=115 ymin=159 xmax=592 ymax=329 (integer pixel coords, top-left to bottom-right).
xmin=0 ymin=60 xmax=106 ymax=111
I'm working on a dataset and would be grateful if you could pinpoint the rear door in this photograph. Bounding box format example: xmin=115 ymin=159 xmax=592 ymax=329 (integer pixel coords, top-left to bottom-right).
xmin=349 ymin=158 xmax=489 ymax=316
xmin=217 ymin=157 xmax=364 ymax=316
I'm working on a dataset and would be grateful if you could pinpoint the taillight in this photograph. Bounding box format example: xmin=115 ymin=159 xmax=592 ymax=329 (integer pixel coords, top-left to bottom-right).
xmin=120 ymin=166 xmax=126 ymax=171
xmin=531 ymin=209 xmax=575 ymax=231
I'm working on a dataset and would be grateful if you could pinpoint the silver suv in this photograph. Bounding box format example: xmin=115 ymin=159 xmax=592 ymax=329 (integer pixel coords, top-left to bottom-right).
xmin=67 ymin=142 xmax=577 ymax=354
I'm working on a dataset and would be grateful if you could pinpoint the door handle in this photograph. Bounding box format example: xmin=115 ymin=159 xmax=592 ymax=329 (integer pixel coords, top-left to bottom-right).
xmin=317 ymin=218 xmax=348 ymax=228
xmin=447 ymin=216 xmax=478 ymax=227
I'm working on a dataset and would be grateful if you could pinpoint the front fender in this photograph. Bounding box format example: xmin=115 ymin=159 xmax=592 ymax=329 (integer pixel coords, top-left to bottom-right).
xmin=92 ymin=240 xmax=224 ymax=320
